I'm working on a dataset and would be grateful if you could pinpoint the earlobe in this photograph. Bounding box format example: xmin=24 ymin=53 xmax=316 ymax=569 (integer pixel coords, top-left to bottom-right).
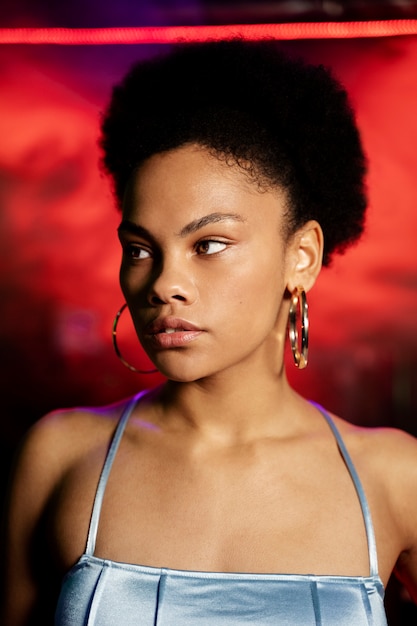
xmin=286 ymin=220 xmax=324 ymax=293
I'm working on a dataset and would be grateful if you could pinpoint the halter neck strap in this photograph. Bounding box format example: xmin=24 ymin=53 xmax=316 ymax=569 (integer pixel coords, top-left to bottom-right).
xmin=311 ymin=402 xmax=379 ymax=578
xmin=85 ymin=391 xmax=146 ymax=556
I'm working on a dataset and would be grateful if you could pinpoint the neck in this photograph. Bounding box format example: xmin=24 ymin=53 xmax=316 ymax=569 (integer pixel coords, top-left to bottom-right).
xmin=153 ymin=363 xmax=305 ymax=445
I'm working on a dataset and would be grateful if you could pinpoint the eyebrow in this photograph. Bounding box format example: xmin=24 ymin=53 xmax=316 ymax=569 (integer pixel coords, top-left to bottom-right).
xmin=118 ymin=212 xmax=245 ymax=241
xmin=117 ymin=220 xmax=155 ymax=243
xmin=177 ymin=212 xmax=245 ymax=237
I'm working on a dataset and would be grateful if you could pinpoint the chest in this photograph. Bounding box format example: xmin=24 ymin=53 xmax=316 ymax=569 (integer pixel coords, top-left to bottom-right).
xmin=50 ymin=436 xmax=389 ymax=579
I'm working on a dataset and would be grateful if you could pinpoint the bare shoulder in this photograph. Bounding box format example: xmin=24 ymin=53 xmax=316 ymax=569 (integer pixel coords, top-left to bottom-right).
xmin=5 ymin=396 xmax=134 ymax=533
xmin=1 ymin=396 xmax=136 ymax=626
xmin=331 ymin=414 xmax=417 ymax=538
xmin=332 ymin=414 xmax=417 ymax=473
xmin=15 ymin=399 xmax=126 ymax=483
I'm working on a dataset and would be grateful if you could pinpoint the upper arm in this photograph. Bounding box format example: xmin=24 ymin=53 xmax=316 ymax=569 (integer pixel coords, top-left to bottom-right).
xmin=0 ymin=404 xmax=116 ymax=626
xmin=0 ymin=414 xmax=71 ymax=626
xmin=385 ymin=430 xmax=417 ymax=603
xmin=395 ymin=547 xmax=417 ymax=604
xmin=394 ymin=484 xmax=417 ymax=604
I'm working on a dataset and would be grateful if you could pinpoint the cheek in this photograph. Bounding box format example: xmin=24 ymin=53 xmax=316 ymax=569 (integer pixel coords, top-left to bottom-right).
xmin=119 ymin=264 xmax=147 ymax=303
xmin=119 ymin=262 xmax=127 ymax=291
xmin=119 ymin=263 xmax=132 ymax=299
xmin=212 ymin=258 xmax=284 ymax=324
xmin=231 ymin=246 xmax=285 ymax=298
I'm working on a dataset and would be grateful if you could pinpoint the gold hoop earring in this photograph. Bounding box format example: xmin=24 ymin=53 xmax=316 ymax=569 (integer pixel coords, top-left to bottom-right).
xmin=288 ymin=286 xmax=309 ymax=369
xmin=112 ymin=303 xmax=158 ymax=374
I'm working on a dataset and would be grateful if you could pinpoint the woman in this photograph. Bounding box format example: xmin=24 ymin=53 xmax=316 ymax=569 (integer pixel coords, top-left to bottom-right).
xmin=2 ymin=39 xmax=417 ymax=625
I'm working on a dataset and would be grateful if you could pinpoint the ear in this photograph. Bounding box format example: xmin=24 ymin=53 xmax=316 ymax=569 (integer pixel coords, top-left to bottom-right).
xmin=285 ymin=220 xmax=324 ymax=293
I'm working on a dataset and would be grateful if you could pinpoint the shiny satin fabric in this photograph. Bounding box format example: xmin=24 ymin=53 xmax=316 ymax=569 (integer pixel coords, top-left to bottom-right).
xmin=54 ymin=393 xmax=389 ymax=625
xmin=55 ymin=555 xmax=387 ymax=625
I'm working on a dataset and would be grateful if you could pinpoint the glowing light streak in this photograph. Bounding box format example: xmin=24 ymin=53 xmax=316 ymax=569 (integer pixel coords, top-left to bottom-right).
xmin=0 ymin=21 xmax=417 ymax=45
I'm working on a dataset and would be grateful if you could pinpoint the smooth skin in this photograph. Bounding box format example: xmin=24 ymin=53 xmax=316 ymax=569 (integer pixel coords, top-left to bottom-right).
xmin=2 ymin=144 xmax=417 ymax=625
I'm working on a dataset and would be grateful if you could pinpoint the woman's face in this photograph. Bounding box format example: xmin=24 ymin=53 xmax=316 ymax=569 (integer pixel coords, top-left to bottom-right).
xmin=119 ymin=143 xmax=295 ymax=382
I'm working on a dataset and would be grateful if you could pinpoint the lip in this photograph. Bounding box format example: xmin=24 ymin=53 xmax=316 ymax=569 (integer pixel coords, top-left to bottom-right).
xmin=144 ymin=317 xmax=203 ymax=349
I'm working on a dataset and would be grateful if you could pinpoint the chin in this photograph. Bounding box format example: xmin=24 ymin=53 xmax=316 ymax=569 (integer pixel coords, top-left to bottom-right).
xmin=155 ymin=358 xmax=213 ymax=384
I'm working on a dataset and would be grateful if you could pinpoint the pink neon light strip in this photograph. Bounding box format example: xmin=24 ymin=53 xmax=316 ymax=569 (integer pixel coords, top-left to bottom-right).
xmin=0 ymin=21 xmax=417 ymax=44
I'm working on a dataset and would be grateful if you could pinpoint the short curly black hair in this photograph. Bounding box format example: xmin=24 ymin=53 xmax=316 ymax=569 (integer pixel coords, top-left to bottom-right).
xmin=100 ymin=39 xmax=367 ymax=266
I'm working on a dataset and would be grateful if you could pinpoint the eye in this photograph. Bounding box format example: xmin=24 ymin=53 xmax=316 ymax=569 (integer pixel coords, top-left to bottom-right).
xmin=123 ymin=243 xmax=152 ymax=260
xmin=195 ymin=240 xmax=227 ymax=255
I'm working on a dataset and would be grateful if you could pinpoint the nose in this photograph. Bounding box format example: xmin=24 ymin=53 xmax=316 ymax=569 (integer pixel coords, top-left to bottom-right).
xmin=147 ymin=258 xmax=197 ymax=306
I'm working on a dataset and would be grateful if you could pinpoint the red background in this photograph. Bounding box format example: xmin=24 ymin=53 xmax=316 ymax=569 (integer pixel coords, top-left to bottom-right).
xmin=1 ymin=35 xmax=416 ymax=437
xmin=1 ymin=12 xmax=417 ymax=622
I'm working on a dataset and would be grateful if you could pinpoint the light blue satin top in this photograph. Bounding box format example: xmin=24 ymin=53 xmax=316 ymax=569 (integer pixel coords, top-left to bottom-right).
xmin=55 ymin=392 xmax=388 ymax=625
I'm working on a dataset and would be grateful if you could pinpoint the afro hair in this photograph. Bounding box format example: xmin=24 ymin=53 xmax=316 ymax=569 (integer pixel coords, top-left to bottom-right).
xmin=100 ymin=39 xmax=368 ymax=265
